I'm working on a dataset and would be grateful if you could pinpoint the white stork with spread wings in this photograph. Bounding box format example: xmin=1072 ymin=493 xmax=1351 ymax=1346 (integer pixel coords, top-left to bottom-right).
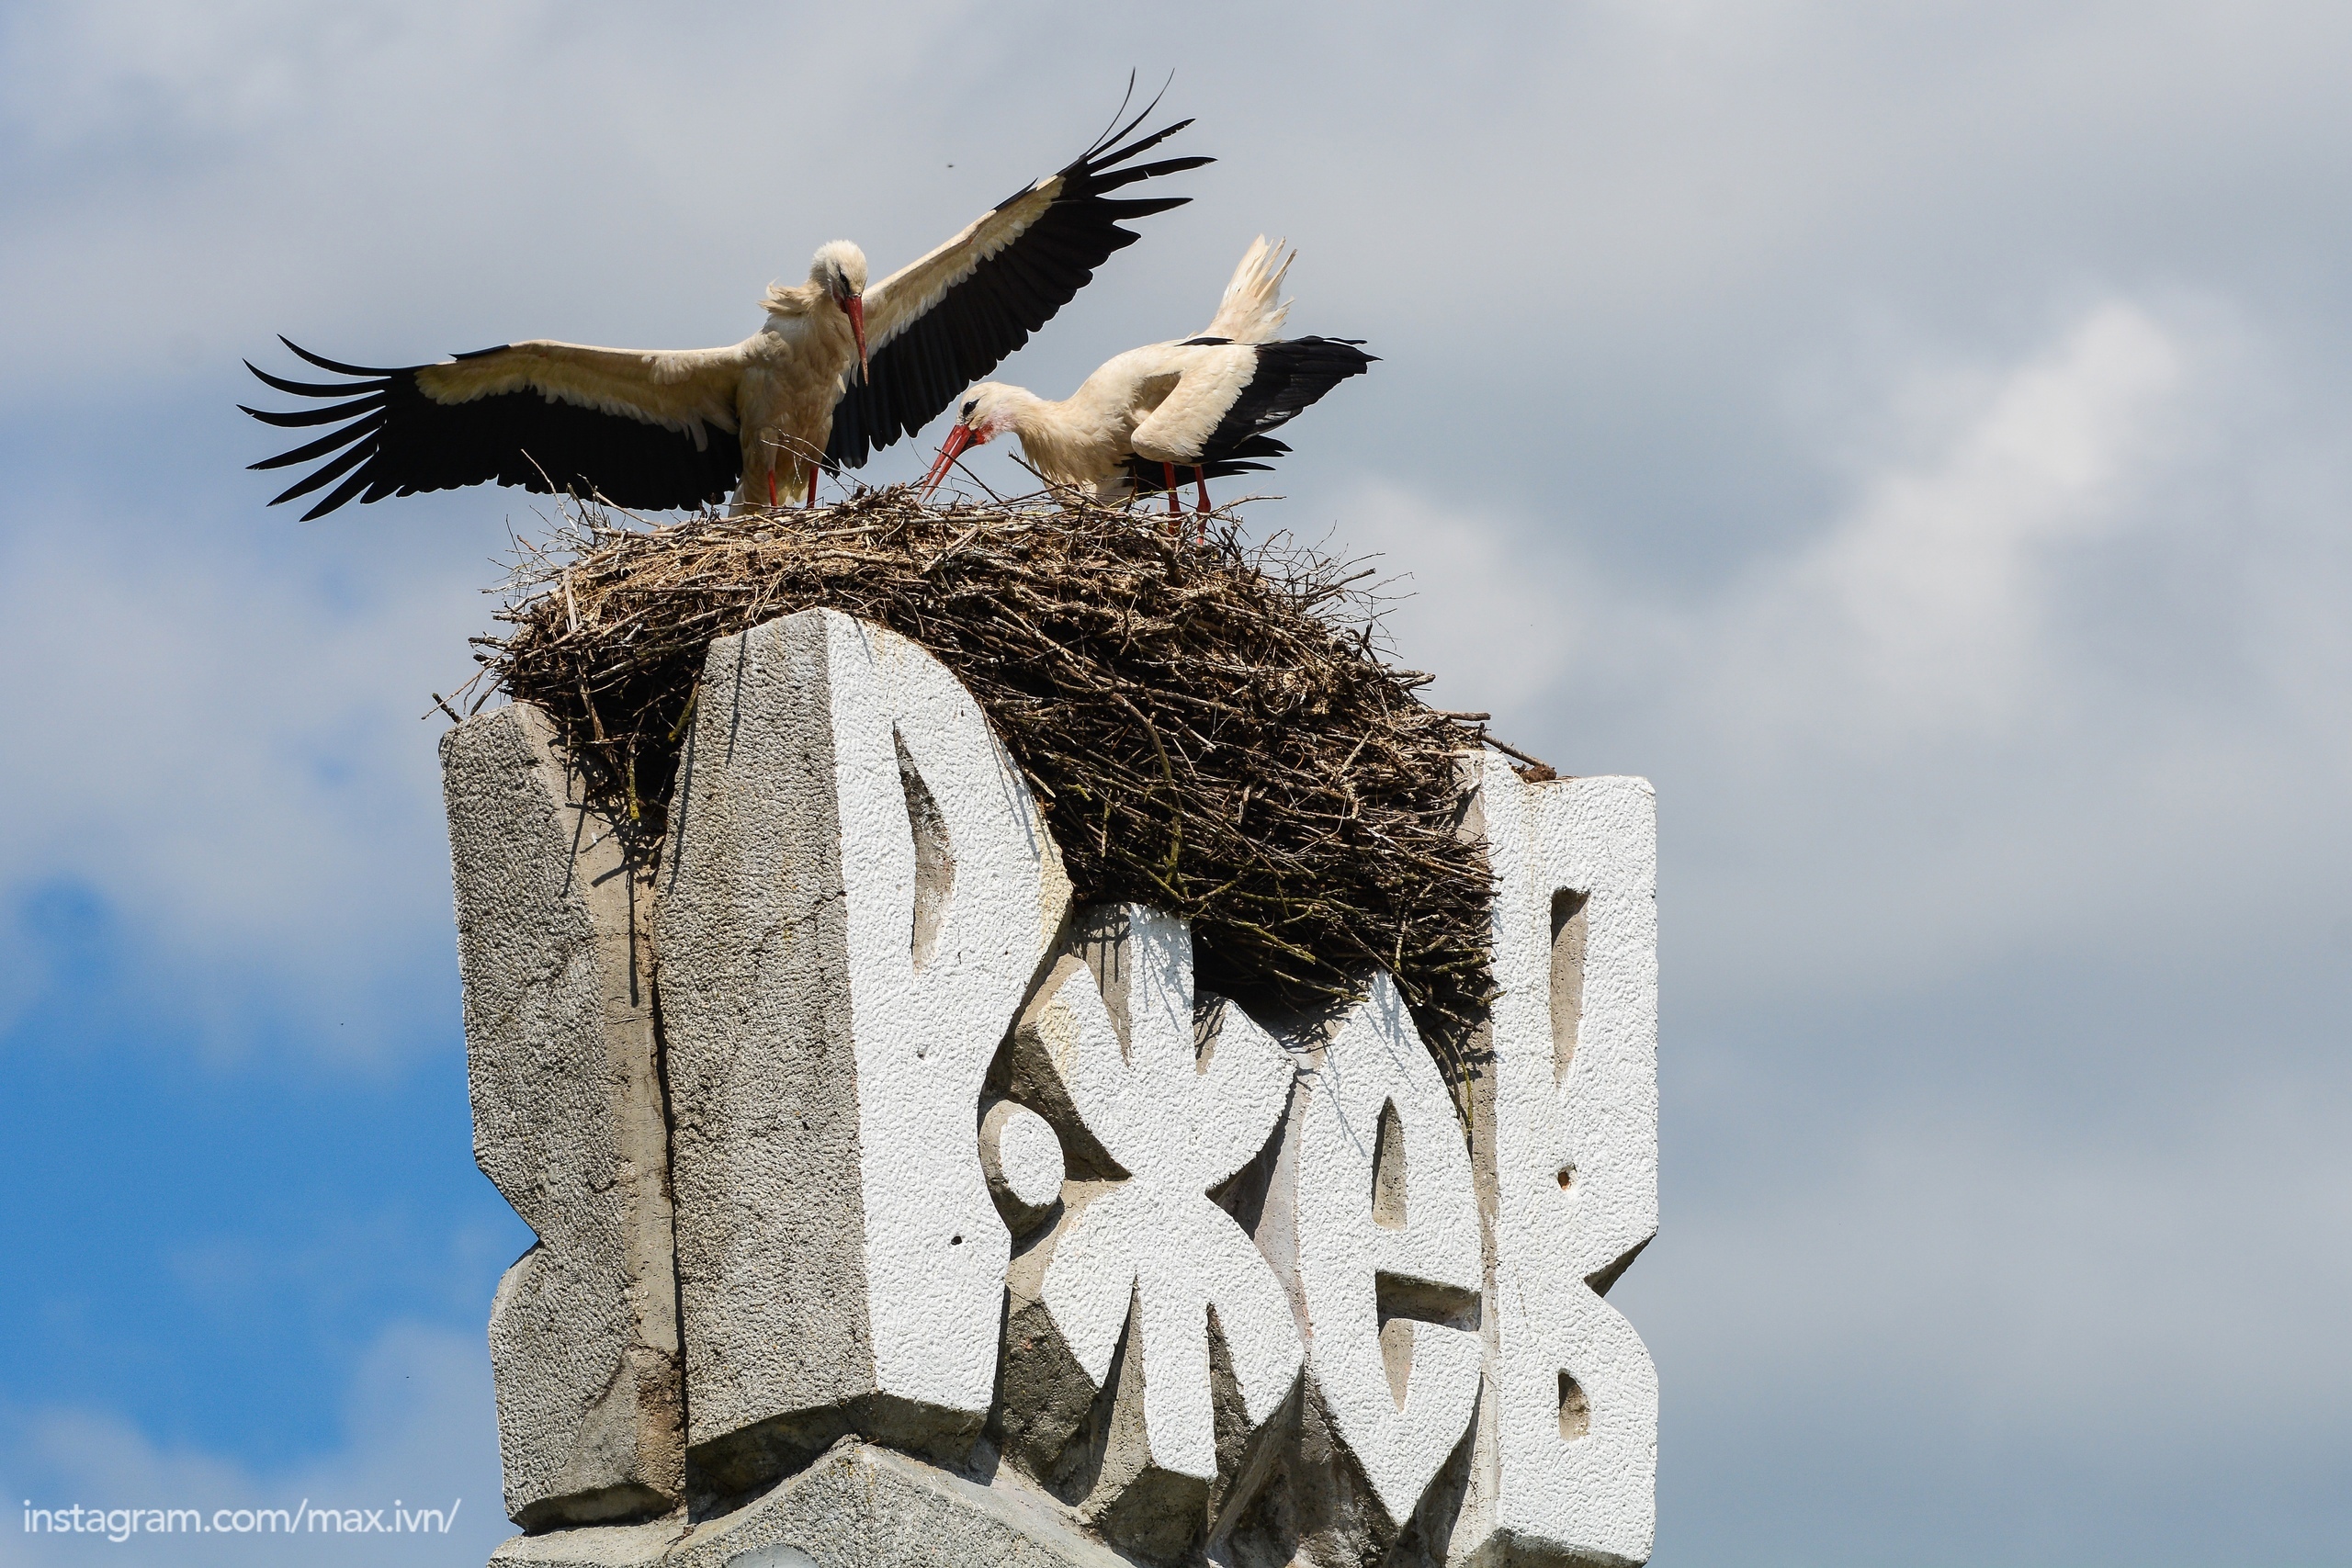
xmin=243 ymin=99 xmax=1207 ymax=518
xmin=919 ymin=237 xmax=1374 ymax=514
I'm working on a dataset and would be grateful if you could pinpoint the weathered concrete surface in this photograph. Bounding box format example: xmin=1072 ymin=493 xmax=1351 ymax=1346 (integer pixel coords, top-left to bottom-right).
xmin=488 ymin=1441 xmax=1135 ymax=1568
xmin=657 ymin=609 xmax=1072 ymax=1493
xmin=486 ymin=1514 xmax=687 ymax=1567
xmin=1251 ymin=972 xmax=1484 ymax=1553
xmin=1211 ymin=1382 xmax=1477 ymax=1568
xmin=453 ymin=616 xmax=1661 ymax=1565
xmin=671 ymin=1440 xmax=1136 ymax=1568
xmin=444 ymin=703 xmax=684 ymax=1529
xmin=1452 ymin=760 xmax=1659 ymax=1568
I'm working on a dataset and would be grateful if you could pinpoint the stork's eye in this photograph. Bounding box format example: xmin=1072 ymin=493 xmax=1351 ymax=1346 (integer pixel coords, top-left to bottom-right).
xmin=960 ymin=400 xmax=976 ymax=419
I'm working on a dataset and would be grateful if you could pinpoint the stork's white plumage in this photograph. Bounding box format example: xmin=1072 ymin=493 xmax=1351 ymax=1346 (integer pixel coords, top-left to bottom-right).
xmin=243 ymin=97 xmax=1207 ymax=518
xmin=1197 ymin=231 xmax=1296 ymax=344
xmin=921 ymin=238 xmax=1374 ymax=513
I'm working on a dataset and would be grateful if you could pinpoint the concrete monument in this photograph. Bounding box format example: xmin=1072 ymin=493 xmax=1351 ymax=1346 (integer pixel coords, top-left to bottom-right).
xmin=444 ymin=609 xmax=1658 ymax=1567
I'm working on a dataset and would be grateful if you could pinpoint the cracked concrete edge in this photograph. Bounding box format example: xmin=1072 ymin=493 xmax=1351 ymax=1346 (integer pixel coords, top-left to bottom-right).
xmin=444 ymin=702 xmax=684 ymax=1526
xmin=489 ymin=1439 xmax=1138 ymax=1568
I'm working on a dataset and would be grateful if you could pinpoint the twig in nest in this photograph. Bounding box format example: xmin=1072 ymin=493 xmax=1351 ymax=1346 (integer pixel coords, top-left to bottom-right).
xmin=1481 ymin=735 xmax=1559 ymax=779
xmin=482 ymin=485 xmax=1522 ymax=1074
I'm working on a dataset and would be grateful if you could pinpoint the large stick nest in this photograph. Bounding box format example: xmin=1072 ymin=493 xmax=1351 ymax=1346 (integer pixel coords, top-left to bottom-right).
xmin=476 ymin=485 xmax=1533 ymax=1062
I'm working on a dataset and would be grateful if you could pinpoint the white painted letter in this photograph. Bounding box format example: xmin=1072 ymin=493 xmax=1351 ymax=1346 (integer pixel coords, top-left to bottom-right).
xmin=1459 ymin=758 xmax=1659 ymax=1566
xmin=1258 ymin=971 xmax=1484 ymax=1529
xmin=1012 ymin=906 xmax=1304 ymax=1485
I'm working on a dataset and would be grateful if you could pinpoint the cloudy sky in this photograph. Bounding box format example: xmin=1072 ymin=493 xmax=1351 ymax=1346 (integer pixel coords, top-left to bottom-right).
xmin=2 ymin=3 xmax=2347 ymax=1563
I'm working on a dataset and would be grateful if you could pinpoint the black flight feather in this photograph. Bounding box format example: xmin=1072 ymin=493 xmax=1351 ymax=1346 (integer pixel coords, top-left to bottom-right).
xmin=826 ymin=111 xmax=1209 ymax=471
xmin=241 ymin=344 xmax=741 ymax=520
xmin=1125 ymin=337 xmax=1376 ymax=492
xmin=1194 ymin=338 xmax=1376 ymax=459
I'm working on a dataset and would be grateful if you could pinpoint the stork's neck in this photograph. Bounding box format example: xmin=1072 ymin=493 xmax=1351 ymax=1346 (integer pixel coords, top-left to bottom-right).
xmin=761 ymin=280 xmax=824 ymax=318
xmin=756 ymin=285 xmax=854 ymax=367
xmin=992 ymin=386 xmax=1119 ymax=485
xmin=989 ymin=385 xmax=1064 ymax=442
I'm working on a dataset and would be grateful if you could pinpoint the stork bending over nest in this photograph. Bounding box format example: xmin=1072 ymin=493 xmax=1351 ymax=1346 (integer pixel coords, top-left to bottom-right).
xmin=920 ymin=236 xmax=1374 ymax=514
xmin=242 ymin=93 xmax=1207 ymax=518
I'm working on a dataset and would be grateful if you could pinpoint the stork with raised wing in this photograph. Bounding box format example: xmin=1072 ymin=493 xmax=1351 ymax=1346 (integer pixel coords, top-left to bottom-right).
xmin=919 ymin=236 xmax=1374 ymax=515
xmin=243 ymin=93 xmax=1208 ymax=518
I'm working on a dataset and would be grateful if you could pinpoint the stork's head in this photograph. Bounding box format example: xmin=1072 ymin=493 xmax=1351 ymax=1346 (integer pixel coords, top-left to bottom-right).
xmin=809 ymin=241 xmax=869 ymax=375
xmin=920 ymin=383 xmax=1018 ymax=500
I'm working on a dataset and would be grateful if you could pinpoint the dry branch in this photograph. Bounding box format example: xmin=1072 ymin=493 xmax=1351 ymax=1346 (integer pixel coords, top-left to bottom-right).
xmin=481 ymin=486 xmax=1527 ymax=1071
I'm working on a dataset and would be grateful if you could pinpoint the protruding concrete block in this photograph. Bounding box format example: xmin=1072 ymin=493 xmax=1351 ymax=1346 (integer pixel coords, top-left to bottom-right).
xmin=1453 ymin=759 xmax=1659 ymax=1568
xmin=1252 ymin=972 xmax=1484 ymax=1552
xmin=657 ymin=609 xmax=1072 ymax=1490
xmin=673 ymin=1439 xmax=1138 ymax=1568
xmin=485 ymin=1514 xmax=686 ymax=1567
xmin=995 ymin=905 xmax=1303 ymax=1560
xmin=443 ymin=703 xmax=684 ymax=1529
xmin=492 ymin=1439 xmax=1135 ymax=1568
xmin=454 ymin=615 xmax=1663 ymax=1568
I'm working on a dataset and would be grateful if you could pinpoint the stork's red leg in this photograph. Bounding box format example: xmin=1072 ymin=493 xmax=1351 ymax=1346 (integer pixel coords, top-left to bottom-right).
xmin=1163 ymin=462 xmax=1181 ymax=519
xmin=767 ymin=468 xmax=777 ymax=509
xmin=1194 ymin=468 xmax=1211 ymax=514
xmin=805 ymin=459 xmax=818 ymax=509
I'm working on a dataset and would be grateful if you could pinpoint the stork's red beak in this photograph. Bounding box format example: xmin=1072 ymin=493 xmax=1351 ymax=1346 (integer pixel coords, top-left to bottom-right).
xmin=844 ymin=294 xmax=868 ymax=378
xmin=920 ymin=423 xmax=978 ymax=500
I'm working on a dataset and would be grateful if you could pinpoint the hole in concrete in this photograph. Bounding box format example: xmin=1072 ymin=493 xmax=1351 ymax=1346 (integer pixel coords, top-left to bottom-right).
xmin=1558 ymin=1371 xmax=1589 ymax=1440
xmin=1371 ymin=1097 xmax=1407 ymax=1230
xmin=1378 ymin=1317 xmax=1414 ymax=1411
xmin=1375 ymin=1272 xmax=1480 ymax=1414
xmin=1549 ymin=888 xmax=1589 ymax=1083
xmin=896 ymin=728 xmax=955 ymax=971
xmin=1555 ymin=1164 xmax=1576 ymax=1191
xmin=949 ymin=1234 xmax=963 ymax=1247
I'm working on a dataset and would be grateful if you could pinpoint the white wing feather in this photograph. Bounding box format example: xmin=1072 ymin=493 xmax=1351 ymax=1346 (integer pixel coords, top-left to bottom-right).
xmin=1129 ymin=344 xmax=1259 ymax=463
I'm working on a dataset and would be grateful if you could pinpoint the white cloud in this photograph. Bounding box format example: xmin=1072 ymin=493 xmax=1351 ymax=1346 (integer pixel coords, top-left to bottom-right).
xmin=1340 ymin=291 xmax=2352 ymax=1559
xmin=1728 ymin=302 xmax=2185 ymax=742
xmin=1356 ymin=299 xmax=2196 ymax=751
xmin=1336 ymin=487 xmax=1570 ymax=717
xmin=1628 ymin=1072 xmax=2352 ymax=1436
xmin=0 ymin=502 xmax=497 ymax=1058
xmin=4 ymin=4 xmax=2352 ymax=1557
xmin=6 ymin=0 xmax=2351 ymax=434
xmin=0 ymin=1325 xmax=506 ymax=1567
xmin=1344 ymin=293 xmax=2352 ymax=1002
